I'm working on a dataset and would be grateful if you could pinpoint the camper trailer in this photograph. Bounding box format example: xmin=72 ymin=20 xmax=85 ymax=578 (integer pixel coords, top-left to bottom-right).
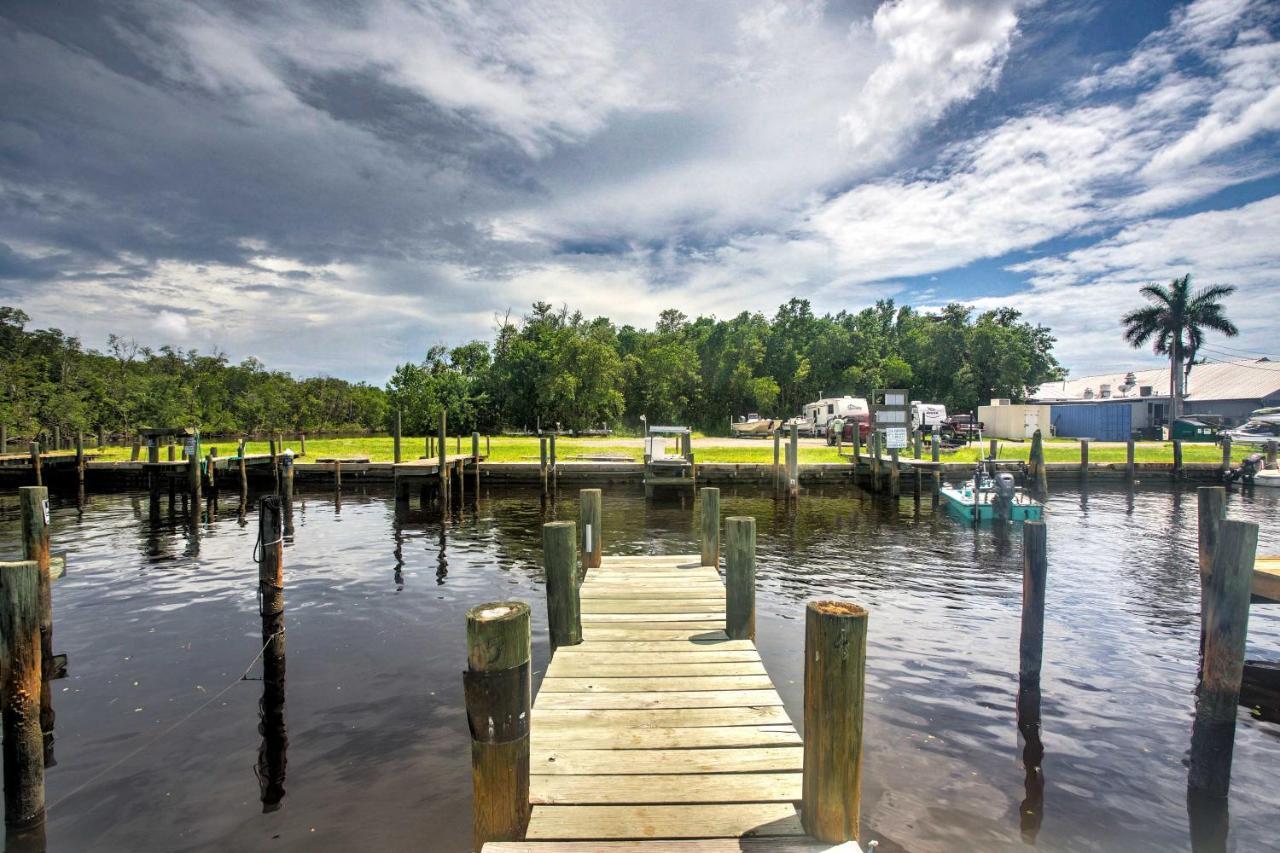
xmin=802 ymin=396 xmax=868 ymax=437
xmin=911 ymin=401 xmax=948 ymax=433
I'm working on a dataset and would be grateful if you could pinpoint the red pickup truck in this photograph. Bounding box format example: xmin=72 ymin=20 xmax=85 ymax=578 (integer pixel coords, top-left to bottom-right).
xmin=941 ymin=413 xmax=984 ymax=440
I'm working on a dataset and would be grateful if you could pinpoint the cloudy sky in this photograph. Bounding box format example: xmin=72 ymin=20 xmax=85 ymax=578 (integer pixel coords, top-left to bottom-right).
xmin=2 ymin=0 xmax=1278 ymax=382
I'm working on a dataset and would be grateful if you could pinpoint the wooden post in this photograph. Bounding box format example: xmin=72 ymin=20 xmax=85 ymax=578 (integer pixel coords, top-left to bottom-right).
xmin=19 ymin=486 xmax=53 ymax=767
xmin=334 ymin=459 xmax=342 ymax=489
xmin=472 ymin=431 xmax=480 ymax=460
xmin=1188 ymin=520 xmax=1258 ymax=797
xmin=773 ymin=430 xmax=781 ymax=493
xmin=1266 ymin=440 xmax=1277 ymax=470
xmin=0 ymin=559 xmax=45 ymax=829
xmin=543 ymin=522 xmax=581 ymax=650
xmin=1 ymin=424 xmax=6 ymax=453
xmin=1020 ymin=522 xmax=1048 ymax=688
xmin=1173 ymin=439 xmax=1184 ymax=479
xmin=29 ymin=442 xmax=41 ymax=487
xmin=1029 ymin=430 xmax=1047 ymax=493
xmin=131 ymin=434 xmax=141 ymax=461
xmin=187 ymin=452 xmax=201 ymax=525
xmin=393 ymin=409 xmax=402 ymax=464
xmin=258 ymin=496 xmax=284 ymax=618
xmin=238 ymin=439 xmax=248 ymax=503
xmin=1220 ymin=435 xmax=1232 ymax=476
xmin=1080 ymin=439 xmax=1089 ymax=479
xmin=299 ymin=433 xmax=306 ymax=457
xmin=75 ymin=432 xmax=84 ymax=484
xmin=700 ymin=487 xmax=720 ymax=566
xmin=1126 ymin=438 xmax=1136 ymax=481
xmin=486 ymin=434 xmax=491 ymax=457
xmin=549 ymin=433 xmax=558 ymax=491
xmin=1197 ymin=487 xmax=1226 ymax=656
xmin=931 ymin=431 xmax=941 ymax=490
xmin=426 ymin=433 xmax=432 ymax=459
xmin=579 ymin=489 xmax=602 ymax=573
xmin=457 ymin=434 xmax=461 ymax=454
xmin=438 ymin=410 xmax=447 ymax=498
xmin=852 ymin=423 xmax=861 ymax=463
xmin=889 ymin=447 xmax=900 ymax=496
xmin=725 ymin=517 xmax=755 ymax=641
xmin=789 ymin=423 xmax=799 ymax=497
xmin=268 ymin=437 xmax=278 ymax=487
xmin=802 ymin=600 xmax=868 ymax=843
xmin=282 ymin=455 xmax=295 ymax=536
xmin=167 ymin=436 xmax=176 ymax=462
xmin=464 ymin=601 xmax=531 ymax=851
xmin=989 ymin=438 xmax=998 ymax=460
xmin=539 ymin=436 xmax=548 ymax=496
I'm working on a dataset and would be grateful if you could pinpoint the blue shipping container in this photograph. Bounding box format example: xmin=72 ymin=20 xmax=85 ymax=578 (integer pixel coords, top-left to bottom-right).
xmin=1050 ymin=403 xmax=1131 ymax=442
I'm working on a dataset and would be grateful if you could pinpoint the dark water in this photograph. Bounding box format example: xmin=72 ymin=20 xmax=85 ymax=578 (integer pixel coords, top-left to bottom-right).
xmin=3 ymin=479 xmax=1278 ymax=852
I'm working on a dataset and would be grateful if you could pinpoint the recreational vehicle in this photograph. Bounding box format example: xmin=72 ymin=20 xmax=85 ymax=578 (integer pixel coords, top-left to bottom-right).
xmin=802 ymin=396 xmax=868 ymax=437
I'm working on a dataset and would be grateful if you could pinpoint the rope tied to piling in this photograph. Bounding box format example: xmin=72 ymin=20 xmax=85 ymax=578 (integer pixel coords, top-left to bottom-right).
xmin=252 ymin=531 xmax=284 ymax=564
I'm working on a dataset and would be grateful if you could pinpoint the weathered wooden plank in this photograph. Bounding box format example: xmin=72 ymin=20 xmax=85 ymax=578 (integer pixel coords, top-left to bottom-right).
xmin=581 ymin=628 xmax=731 ymax=641
xmin=532 ymin=706 xmax=791 ymax=729
xmin=1255 ymin=556 xmax=1280 ymax=602
xmin=579 ymin=612 xmax=726 ymax=623
xmin=530 ymin=773 xmax=802 ymax=805
xmin=545 ymin=659 xmax=767 ymax=678
xmin=581 ymin=587 xmax=727 ymax=599
xmin=581 ymin=600 xmax=726 ymax=614
xmin=483 ymin=840 xmax=846 ymax=852
xmin=532 ymin=746 xmax=803 ymax=775
xmin=550 ymin=649 xmax=761 ymax=664
xmin=523 ymin=803 xmax=804 ymax=839
xmin=533 ymin=689 xmax=784 ymax=711
xmin=533 ymin=724 xmax=800 ymax=751
xmin=599 ymin=555 xmax=701 ymax=564
xmin=541 ymin=675 xmax=776 ymax=693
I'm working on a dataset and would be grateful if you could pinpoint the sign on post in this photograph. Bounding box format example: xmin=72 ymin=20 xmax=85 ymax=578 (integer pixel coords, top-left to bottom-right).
xmin=884 ymin=427 xmax=908 ymax=450
xmin=871 ymin=389 xmax=910 ymax=444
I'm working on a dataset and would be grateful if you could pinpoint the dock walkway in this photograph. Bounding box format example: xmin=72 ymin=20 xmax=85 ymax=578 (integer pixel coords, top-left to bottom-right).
xmin=502 ymin=552 xmax=822 ymax=849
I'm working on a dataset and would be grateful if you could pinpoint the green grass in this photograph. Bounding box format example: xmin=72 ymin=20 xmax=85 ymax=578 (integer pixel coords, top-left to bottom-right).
xmin=84 ymin=435 xmax=1256 ymax=465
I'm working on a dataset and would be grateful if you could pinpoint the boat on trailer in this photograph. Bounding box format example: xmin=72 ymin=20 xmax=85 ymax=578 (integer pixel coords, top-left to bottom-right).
xmin=940 ymin=462 xmax=1043 ymax=522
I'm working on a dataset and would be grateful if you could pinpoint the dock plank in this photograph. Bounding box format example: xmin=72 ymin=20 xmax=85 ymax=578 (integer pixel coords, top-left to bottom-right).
xmin=532 ymin=706 xmax=790 ymax=729
xmin=533 ymin=725 xmax=800 ymax=751
xmin=545 ymin=659 xmax=767 ymax=678
xmin=532 ymin=746 xmax=803 ymax=776
xmin=531 ymin=773 xmax=802 ymax=805
xmin=524 ymin=804 xmax=804 ymax=840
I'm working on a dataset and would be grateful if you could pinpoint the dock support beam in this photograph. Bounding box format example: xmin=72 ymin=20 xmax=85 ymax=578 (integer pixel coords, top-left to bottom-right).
xmin=539 ymin=436 xmax=548 ymax=496
xmin=579 ymin=489 xmax=602 ymax=574
xmin=0 ymin=559 xmax=45 ymax=831
xmin=1080 ymin=439 xmax=1090 ymax=480
xmin=725 ymin=517 xmax=755 ymax=641
xmin=543 ymin=521 xmax=581 ymax=650
xmin=464 ymin=601 xmax=531 ymax=852
xmin=700 ymin=487 xmax=720 ymax=566
xmin=438 ymin=410 xmax=447 ymax=509
xmin=282 ymin=455 xmax=295 ymax=537
xmin=1126 ymin=439 xmax=1136 ymax=481
xmin=1189 ymin=519 xmax=1257 ymax=797
xmin=802 ymin=600 xmax=868 ymax=843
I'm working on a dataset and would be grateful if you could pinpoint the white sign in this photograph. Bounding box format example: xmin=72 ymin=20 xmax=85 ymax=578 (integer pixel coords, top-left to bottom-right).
xmin=884 ymin=427 xmax=908 ymax=450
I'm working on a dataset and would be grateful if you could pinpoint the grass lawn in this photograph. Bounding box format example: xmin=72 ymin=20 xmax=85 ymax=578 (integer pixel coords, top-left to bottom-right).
xmin=82 ymin=434 xmax=1260 ymax=465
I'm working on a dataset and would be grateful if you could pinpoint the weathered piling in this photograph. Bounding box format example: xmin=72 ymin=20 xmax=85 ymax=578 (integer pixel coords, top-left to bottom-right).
xmin=1266 ymin=439 xmax=1278 ymax=470
xmin=258 ymin=496 xmax=284 ymax=618
xmin=1173 ymin=440 xmax=1184 ymax=479
xmin=889 ymin=447 xmax=900 ymax=496
xmin=187 ymin=452 xmax=201 ymax=525
xmin=549 ymin=433 xmax=558 ymax=491
xmin=783 ymin=420 xmax=793 ymax=494
xmin=931 ymin=432 xmax=941 ymax=489
xmin=167 ymin=436 xmax=176 ymax=462
xmin=851 ymin=423 xmax=861 ymax=464
xmin=579 ymin=489 xmax=602 ymax=573
xmin=1080 ymin=439 xmax=1090 ymax=479
xmin=281 ymin=455 xmax=295 ymax=537
xmin=257 ymin=590 xmax=287 ymax=813
xmin=131 ymin=435 xmax=141 ymax=461
xmin=1029 ymin=430 xmax=1047 ymax=493
xmin=1126 ymin=438 xmax=1136 ymax=481
xmin=393 ymin=409 xmax=402 ymax=464
xmin=486 ymin=434 xmax=491 ymax=458
xmin=989 ymin=438 xmax=998 ymax=460
xmin=299 ymin=433 xmax=306 ymax=457
xmin=334 ymin=459 xmax=342 ymax=489
xmin=1219 ymin=436 xmax=1232 ymax=476
xmin=269 ymin=437 xmax=278 ymax=487
xmin=28 ymin=442 xmax=41 ymax=487
xmin=19 ymin=487 xmax=54 ymax=765
xmin=0 ymin=560 xmax=45 ymax=830
xmin=802 ymin=600 xmax=868 ymax=843
xmin=539 ymin=435 xmax=549 ymax=496
xmin=238 ymin=439 xmax=248 ymax=502
xmin=543 ymin=521 xmax=581 ymax=650
xmin=75 ymin=433 xmax=85 ymax=484
xmin=472 ymin=431 xmax=481 ymax=490
xmin=773 ymin=430 xmax=781 ymax=492
xmin=700 ymin=487 xmax=721 ymax=566
xmin=464 ymin=601 xmax=531 ymax=851
xmin=725 ymin=517 xmax=756 ymax=641
xmin=869 ymin=431 xmax=881 ymax=492
xmin=438 ymin=410 xmax=447 ymax=502
xmin=1020 ymin=522 xmax=1048 ymax=690
xmin=1197 ymin=487 xmax=1226 ymax=655
xmin=1188 ymin=519 xmax=1258 ymax=797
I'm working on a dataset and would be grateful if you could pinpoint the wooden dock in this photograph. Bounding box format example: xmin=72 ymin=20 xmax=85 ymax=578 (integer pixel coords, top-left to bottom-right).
xmin=498 ymin=552 xmax=823 ymax=849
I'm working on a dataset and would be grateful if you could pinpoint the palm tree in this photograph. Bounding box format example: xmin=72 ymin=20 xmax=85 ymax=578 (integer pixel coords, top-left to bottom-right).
xmin=1122 ymin=274 xmax=1238 ymax=424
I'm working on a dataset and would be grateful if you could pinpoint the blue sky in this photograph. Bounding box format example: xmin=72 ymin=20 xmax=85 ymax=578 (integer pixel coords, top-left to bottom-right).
xmin=1 ymin=0 xmax=1277 ymax=382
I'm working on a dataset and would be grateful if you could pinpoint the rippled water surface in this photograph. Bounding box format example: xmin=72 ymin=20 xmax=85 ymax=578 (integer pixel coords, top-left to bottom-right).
xmin=3 ymin=479 xmax=1278 ymax=852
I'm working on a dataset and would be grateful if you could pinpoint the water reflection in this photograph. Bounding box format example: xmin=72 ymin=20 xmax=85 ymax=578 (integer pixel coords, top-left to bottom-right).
xmin=256 ymin=608 xmax=288 ymax=813
xmin=1016 ymin=680 xmax=1045 ymax=843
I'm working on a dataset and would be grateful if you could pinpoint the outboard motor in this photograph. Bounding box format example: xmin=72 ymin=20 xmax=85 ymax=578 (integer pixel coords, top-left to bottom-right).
xmin=1225 ymin=452 xmax=1265 ymax=485
xmin=993 ymin=472 xmax=1017 ymax=521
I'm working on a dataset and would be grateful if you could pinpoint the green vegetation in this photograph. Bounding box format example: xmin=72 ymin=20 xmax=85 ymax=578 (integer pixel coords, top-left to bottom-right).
xmin=1122 ymin=273 xmax=1237 ymax=421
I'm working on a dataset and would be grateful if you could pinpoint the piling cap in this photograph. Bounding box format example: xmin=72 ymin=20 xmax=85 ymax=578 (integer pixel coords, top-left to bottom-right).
xmin=808 ymin=600 xmax=868 ymax=619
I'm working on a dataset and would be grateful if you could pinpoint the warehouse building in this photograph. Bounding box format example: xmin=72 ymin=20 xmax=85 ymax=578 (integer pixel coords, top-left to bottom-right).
xmin=1025 ymin=358 xmax=1280 ymax=440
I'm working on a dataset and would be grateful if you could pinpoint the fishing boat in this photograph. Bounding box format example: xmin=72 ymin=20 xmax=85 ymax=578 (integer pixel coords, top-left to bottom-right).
xmin=729 ymin=413 xmax=779 ymax=437
xmin=939 ymin=463 xmax=1043 ymax=522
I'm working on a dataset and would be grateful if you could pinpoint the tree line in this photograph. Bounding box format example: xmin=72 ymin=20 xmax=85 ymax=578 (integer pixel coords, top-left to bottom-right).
xmin=0 ymin=298 xmax=1063 ymax=440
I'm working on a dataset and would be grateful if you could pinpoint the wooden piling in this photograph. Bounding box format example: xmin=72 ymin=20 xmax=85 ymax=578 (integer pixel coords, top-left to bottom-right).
xmin=472 ymin=431 xmax=480 ymax=460
xmin=75 ymin=433 xmax=84 ymax=484
xmin=852 ymin=424 xmax=861 ymax=464
xmin=464 ymin=601 xmax=531 ymax=851
xmin=1029 ymin=430 xmax=1047 ymax=493
xmin=1080 ymin=439 xmax=1090 ymax=479
xmin=1126 ymin=438 xmax=1136 ymax=481
xmin=334 ymin=459 xmax=342 ymax=489
xmin=438 ymin=410 xmax=447 ymax=499
xmin=700 ymin=487 xmax=720 ymax=566
xmin=238 ymin=440 xmax=248 ymax=502
xmin=802 ymin=600 xmax=868 ymax=843
xmin=258 ymin=496 xmax=284 ymax=618
xmin=19 ymin=487 xmax=53 ymax=767
xmin=394 ymin=409 xmax=402 ymax=464
xmin=131 ymin=434 xmax=141 ymax=461
xmin=549 ymin=433 xmax=558 ymax=491
xmin=725 ymin=517 xmax=756 ymax=641
xmin=269 ymin=437 xmax=278 ymax=486
xmin=543 ymin=522 xmax=581 ymax=650
xmin=1188 ymin=519 xmax=1258 ymax=797
xmin=28 ymin=442 xmax=41 ymax=487
xmin=1220 ymin=435 xmax=1232 ymax=476
xmin=1020 ymin=522 xmax=1048 ymax=687
xmin=889 ymin=448 xmax=900 ymax=496
xmin=282 ymin=455 xmax=295 ymax=536
xmin=167 ymin=437 xmax=176 ymax=462
xmin=187 ymin=452 xmax=201 ymax=525
xmin=1197 ymin=487 xmax=1226 ymax=656
xmin=539 ymin=436 xmax=548 ymax=496
xmin=989 ymin=438 xmax=998 ymax=460
xmin=299 ymin=433 xmax=306 ymax=457
xmin=1266 ymin=440 xmax=1277 ymax=470
xmin=789 ymin=423 xmax=799 ymax=497
xmin=486 ymin=434 xmax=491 ymax=457
xmin=0 ymin=559 xmax=44 ymax=829
xmin=773 ymin=430 xmax=781 ymax=492
xmin=1173 ymin=439 xmax=1184 ymax=479
xmin=931 ymin=432 xmax=941 ymax=489
xmin=579 ymin=489 xmax=602 ymax=573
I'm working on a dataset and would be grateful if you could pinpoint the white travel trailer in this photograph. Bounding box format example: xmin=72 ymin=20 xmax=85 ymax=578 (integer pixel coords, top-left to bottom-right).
xmin=803 ymin=396 xmax=868 ymax=437
xmin=911 ymin=401 xmax=948 ymax=432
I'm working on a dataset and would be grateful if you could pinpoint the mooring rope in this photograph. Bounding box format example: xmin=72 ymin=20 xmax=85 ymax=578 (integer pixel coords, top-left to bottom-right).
xmin=46 ymin=628 xmax=285 ymax=812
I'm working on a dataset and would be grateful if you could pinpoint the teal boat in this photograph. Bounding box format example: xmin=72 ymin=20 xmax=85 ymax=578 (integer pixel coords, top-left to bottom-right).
xmin=940 ymin=465 xmax=1043 ymax=522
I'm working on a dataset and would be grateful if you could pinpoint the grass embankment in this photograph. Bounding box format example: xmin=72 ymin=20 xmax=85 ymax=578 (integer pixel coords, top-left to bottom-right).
xmin=85 ymin=435 xmax=1256 ymax=465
